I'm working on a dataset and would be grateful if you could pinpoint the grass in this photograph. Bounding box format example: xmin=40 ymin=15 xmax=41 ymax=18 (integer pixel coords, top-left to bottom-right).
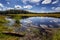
xmin=0 ymin=15 xmax=19 ymax=40
xmin=0 ymin=16 xmax=7 ymax=23
xmin=7 ymin=14 xmax=60 ymax=17
xmin=0 ymin=14 xmax=60 ymax=40
xmin=53 ymin=29 xmax=60 ymax=40
xmin=0 ymin=33 xmax=19 ymax=40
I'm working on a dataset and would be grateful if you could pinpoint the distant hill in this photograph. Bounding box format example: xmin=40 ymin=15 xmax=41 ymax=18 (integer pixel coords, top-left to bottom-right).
xmin=0 ymin=9 xmax=60 ymax=15
xmin=0 ymin=10 xmax=32 ymax=15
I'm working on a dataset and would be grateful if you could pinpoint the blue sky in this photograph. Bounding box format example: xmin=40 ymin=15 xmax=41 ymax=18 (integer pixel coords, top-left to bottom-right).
xmin=0 ymin=0 xmax=60 ymax=13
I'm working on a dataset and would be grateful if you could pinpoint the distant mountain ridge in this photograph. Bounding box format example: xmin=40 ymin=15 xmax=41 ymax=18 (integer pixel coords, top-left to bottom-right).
xmin=0 ymin=9 xmax=60 ymax=15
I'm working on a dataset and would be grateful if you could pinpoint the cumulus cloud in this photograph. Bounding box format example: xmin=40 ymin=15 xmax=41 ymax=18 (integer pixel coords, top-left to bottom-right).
xmin=22 ymin=0 xmax=59 ymax=5
xmin=7 ymin=2 xmax=10 ymax=4
xmin=6 ymin=7 xmax=14 ymax=10
xmin=52 ymin=7 xmax=55 ymax=9
xmin=22 ymin=0 xmax=41 ymax=4
xmin=40 ymin=11 xmax=47 ymax=13
xmin=15 ymin=5 xmax=22 ymax=9
xmin=52 ymin=0 xmax=59 ymax=4
xmin=0 ymin=3 xmax=4 ymax=7
xmin=52 ymin=7 xmax=60 ymax=12
xmin=14 ymin=5 xmax=33 ymax=9
xmin=30 ymin=0 xmax=41 ymax=3
xmin=0 ymin=3 xmax=5 ymax=11
xmin=42 ymin=0 xmax=52 ymax=4
xmin=36 ymin=3 xmax=40 ymax=5
xmin=23 ymin=5 xmax=32 ymax=9
xmin=0 ymin=8 xmax=2 ymax=11
xmin=55 ymin=7 xmax=60 ymax=11
xmin=38 ymin=7 xmax=47 ymax=13
xmin=21 ymin=0 xmax=28 ymax=4
xmin=41 ymin=7 xmax=46 ymax=10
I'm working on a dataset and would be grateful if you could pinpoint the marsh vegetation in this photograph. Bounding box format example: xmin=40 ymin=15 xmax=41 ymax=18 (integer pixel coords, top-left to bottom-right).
xmin=0 ymin=14 xmax=60 ymax=40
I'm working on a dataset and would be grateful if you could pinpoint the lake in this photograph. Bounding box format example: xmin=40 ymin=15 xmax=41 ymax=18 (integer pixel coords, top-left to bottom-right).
xmin=20 ymin=17 xmax=60 ymax=28
xmin=5 ymin=17 xmax=60 ymax=32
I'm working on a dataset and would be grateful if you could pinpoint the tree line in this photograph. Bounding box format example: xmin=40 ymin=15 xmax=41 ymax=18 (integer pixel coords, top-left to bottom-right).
xmin=0 ymin=9 xmax=60 ymax=15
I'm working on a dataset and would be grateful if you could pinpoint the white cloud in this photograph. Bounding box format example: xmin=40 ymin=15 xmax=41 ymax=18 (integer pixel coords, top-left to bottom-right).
xmin=52 ymin=7 xmax=60 ymax=12
xmin=30 ymin=0 xmax=41 ymax=3
xmin=22 ymin=0 xmax=41 ymax=4
xmin=42 ymin=0 xmax=52 ymax=4
xmin=7 ymin=2 xmax=10 ymax=4
xmin=0 ymin=3 xmax=5 ymax=11
xmin=15 ymin=5 xmax=22 ymax=9
xmin=0 ymin=7 xmax=7 ymax=11
xmin=55 ymin=7 xmax=60 ymax=11
xmin=0 ymin=8 xmax=2 ymax=11
xmin=21 ymin=0 xmax=29 ymax=4
xmin=38 ymin=7 xmax=47 ymax=13
xmin=36 ymin=3 xmax=40 ymax=5
xmin=22 ymin=0 xmax=59 ymax=5
xmin=27 ymin=10 xmax=35 ymax=12
xmin=6 ymin=7 xmax=14 ymax=10
xmin=52 ymin=0 xmax=59 ymax=4
xmin=0 ymin=3 xmax=4 ymax=7
xmin=23 ymin=5 xmax=33 ymax=9
xmin=52 ymin=7 xmax=55 ymax=10
xmin=40 ymin=11 xmax=47 ymax=13
xmin=0 ymin=7 xmax=14 ymax=11
xmin=41 ymin=7 xmax=46 ymax=10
